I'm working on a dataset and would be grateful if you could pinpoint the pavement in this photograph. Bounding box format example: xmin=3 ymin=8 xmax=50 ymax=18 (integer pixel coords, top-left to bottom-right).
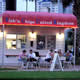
xmin=0 ymin=64 xmax=80 ymax=71
xmin=17 ymin=65 xmax=80 ymax=71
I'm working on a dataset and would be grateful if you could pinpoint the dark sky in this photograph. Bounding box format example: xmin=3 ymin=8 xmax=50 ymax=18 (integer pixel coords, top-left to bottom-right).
xmin=6 ymin=0 xmax=16 ymax=11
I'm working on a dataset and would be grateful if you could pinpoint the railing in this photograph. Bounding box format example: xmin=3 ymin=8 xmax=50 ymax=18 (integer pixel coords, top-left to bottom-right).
xmin=5 ymin=54 xmax=19 ymax=58
xmin=5 ymin=54 xmax=46 ymax=58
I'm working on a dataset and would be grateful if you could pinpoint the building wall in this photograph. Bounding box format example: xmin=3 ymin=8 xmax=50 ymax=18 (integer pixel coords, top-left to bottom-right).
xmin=16 ymin=0 xmax=35 ymax=12
xmin=0 ymin=26 xmax=65 ymax=64
xmin=64 ymin=3 xmax=73 ymax=14
xmin=27 ymin=0 xmax=35 ymax=12
xmin=0 ymin=0 xmax=6 ymax=14
xmin=16 ymin=0 xmax=73 ymax=14
xmin=36 ymin=0 xmax=60 ymax=13
xmin=16 ymin=0 xmax=27 ymax=11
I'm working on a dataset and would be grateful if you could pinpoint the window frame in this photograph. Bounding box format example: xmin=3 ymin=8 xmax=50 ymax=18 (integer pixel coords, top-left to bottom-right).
xmin=6 ymin=33 xmax=27 ymax=49
xmin=36 ymin=35 xmax=56 ymax=50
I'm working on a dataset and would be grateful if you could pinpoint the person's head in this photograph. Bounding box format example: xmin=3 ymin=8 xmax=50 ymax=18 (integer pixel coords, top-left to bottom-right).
xmin=22 ymin=50 xmax=26 ymax=54
xmin=58 ymin=49 xmax=62 ymax=53
xmin=29 ymin=49 xmax=33 ymax=54
xmin=50 ymin=49 xmax=53 ymax=53
xmin=69 ymin=50 xmax=72 ymax=53
xmin=67 ymin=50 xmax=71 ymax=53
xmin=66 ymin=50 xmax=71 ymax=55
xmin=58 ymin=49 xmax=61 ymax=52
xmin=54 ymin=49 xmax=58 ymax=53
xmin=58 ymin=49 xmax=62 ymax=56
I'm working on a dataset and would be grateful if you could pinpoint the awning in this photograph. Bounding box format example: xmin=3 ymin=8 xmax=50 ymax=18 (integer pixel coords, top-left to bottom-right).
xmin=0 ymin=11 xmax=77 ymax=28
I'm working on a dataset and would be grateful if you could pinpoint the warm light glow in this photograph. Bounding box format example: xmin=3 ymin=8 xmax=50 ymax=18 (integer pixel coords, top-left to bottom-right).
xmin=29 ymin=32 xmax=36 ymax=41
xmin=0 ymin=32 xmax=3 ymax=38
xmin=56 ymin=33 xmax=64 ymax=39
xmin=6 ymin=34 xmax=16 ymax=39
xmin=0 ymin=31 xmax=6 ymax=38
xmin=3 ymin=23 xmax=77 ymax=28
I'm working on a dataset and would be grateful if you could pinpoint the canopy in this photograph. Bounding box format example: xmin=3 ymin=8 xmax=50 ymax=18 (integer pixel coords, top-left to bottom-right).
xmin=0 ymin=11 xmax=77 ymax=28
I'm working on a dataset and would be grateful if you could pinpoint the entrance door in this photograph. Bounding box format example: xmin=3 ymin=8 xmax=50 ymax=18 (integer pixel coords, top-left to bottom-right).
xmin=37 ymin=35 xmax=45 ymax=50
xmin=36 ymin=35 xmax=56 ymax=50
xmin=47 ymin=35 xmax=56 ymax=49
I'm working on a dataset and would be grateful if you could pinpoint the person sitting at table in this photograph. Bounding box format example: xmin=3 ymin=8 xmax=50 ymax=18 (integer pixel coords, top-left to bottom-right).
xmin=19 ymin=50 xmax=27 ymax=68
xmin=58 ymin=49 xmax=63 ymax=57
xmin=27 ymin=49 xmax=38 ymax=62
xmin=45 ymin=49 xmax=54 ymax=62
xmin=64 ymin=50 xmax=73 ymax=61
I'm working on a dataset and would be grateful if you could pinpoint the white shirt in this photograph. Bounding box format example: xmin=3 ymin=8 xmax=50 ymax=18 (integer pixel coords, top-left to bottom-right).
xmin=45 ymin=52 xmax=54 ymax=59
xmin=28 ymin=52 xmax=36 ymax=58
xmin=45 ymin=53 xmax=51 ymax=59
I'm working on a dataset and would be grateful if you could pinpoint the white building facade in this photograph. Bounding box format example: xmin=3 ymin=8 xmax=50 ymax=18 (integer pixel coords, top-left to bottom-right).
xmin=36 ymin=0 xmax=63 ymax=13
xmin=0 ymin=11 xmax=77 ymax=65
xmin=63 ymin=3 xmax=73 ymax=14
xmin=0 ymin=0 xmax=6 ymax=14
xmin=0 ymin=0 xmax=74 ymax=65
xmin=36 ymin=0 xmax=73 ymax=14
xmin=16 ymin=0 xmax=73 ymax=14
xmin=0 ymin=0 xmax=73 ymax=14
xmin=16 ymin=0 xmax=36 ymax=12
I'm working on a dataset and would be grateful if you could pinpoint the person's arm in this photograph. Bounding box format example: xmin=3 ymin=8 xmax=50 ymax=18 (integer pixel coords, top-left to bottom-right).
xmin=69 ymin=53 xmax=73 ymax=61
xmin=27 ymin=54 xmax=31 ymax=58
xmin=19 ymin=54 xmax=22 ymax=58
xmin=50 ymin=53 xmax=54 ymax=58
xmin=64 ymin=53 xmax=66 ymax=57
xmin=18 ymin=54 xmax=22 ymax=60
xmin=32 ymin=53 xmax=36 ymax=58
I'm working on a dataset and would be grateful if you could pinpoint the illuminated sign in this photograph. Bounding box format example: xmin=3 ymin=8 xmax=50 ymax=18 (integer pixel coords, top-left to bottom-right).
xmin=4 ymin=17 xmax=74 ymax=26
xmin=2 ymin=11 xmax=77 ymax=28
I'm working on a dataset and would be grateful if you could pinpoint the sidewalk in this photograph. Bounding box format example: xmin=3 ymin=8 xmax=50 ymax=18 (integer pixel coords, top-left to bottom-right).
xmin=0 ymin=64 xmax=80 ymax=71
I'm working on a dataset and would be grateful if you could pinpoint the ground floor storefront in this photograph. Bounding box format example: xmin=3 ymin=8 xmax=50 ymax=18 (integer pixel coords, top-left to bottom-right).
xmin=0 ymin=26 xmax=65 ymax=64
xmin=0 ymin=11 xmax=77 ymax=64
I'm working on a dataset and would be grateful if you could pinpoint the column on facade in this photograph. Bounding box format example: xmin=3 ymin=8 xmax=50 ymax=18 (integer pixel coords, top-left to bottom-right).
xmin=56 ymin=29 xmax=65 ymax=53
xmin=58 ymin=0 xmax=63 ymax=13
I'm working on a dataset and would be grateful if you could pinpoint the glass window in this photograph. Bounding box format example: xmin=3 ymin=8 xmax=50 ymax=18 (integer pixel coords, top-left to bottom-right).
xmin=37 ymin=35 xmax=56 ymax=50
xmin=17 ymin=34 xmax=26 ymax=49
xmin=6 ymin=34 xmax=26 ymax=49
xmin=6 ymin=34 xmax=16 ymax=49
xmin=3 ymin=0 xmax=5 ymax=2
xmin=37 ymin=35 xmax=45 ymax=50
xmin=29 ymin=0 xmax=34 ymax=2
xmin=47 ymin=35 xmax=56 ymax=49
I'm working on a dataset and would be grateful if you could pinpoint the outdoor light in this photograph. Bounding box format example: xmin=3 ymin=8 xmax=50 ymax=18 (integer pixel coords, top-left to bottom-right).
xmin=29 ymin=32 xmax=36 ymax=41
xmin=0 ymin=31 xmax=6 ymax=38
xmin=6 ymin=34 xmax=16 ymax=39
xmin=0 ymin=32 xmax=3 ymax=38
xmin=56 ymin=33 xmax=64 ymax=39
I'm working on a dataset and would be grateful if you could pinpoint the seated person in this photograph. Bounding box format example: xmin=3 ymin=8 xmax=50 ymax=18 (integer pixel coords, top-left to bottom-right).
xmin=54 ymin=49 xmax=59 ymax=54
xmin=27 ymin=49 xmax=38 ymax=62
xmin=34 ymin=51 xmax=40 ymax=57
xmin=58 ymin=49 xmax=63 ymax=57
xmin=19 ymin=50 xmax=27 ymax=68
xmin=45 ymin=49 xmax=54 ymax=62
xmin=64 ymin=50 xmax=73 ymax=61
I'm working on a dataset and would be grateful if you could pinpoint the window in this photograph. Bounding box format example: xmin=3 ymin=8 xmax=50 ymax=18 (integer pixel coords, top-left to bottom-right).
xmin=47 ymin=35 xmax=56 ymax=49
xmin=47 ymin=7 xmax=50 ymax=12
xmin=6 ymin=34 xmax=26 ymax=49
xmin=37 ymin=35 xmax=56 ymax=50
xmin=17 ymin=34 xmax=26 ymax=49
xmin=29 ymin=0 xmax=34 ymax=2
xmin=37 ymin=35 xmax=45 ymax=49
xmin=3 ymin=0 xmax=5 ymax=2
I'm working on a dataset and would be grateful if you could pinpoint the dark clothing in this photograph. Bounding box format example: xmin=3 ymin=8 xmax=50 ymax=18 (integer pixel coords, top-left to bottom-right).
xmin=27 ymin=58 xmax=37 ymax=62
xmin=45 ymin=58 xmax=51 ymax=62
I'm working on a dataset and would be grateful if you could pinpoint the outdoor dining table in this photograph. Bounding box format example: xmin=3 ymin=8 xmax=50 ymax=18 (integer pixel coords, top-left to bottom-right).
xmin=59 ymin=56 xmax=66 ymax=67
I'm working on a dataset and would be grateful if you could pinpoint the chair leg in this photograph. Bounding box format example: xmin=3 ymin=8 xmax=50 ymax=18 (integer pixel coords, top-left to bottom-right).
xmin=26 ymin=62 xmax=29 ymax=69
